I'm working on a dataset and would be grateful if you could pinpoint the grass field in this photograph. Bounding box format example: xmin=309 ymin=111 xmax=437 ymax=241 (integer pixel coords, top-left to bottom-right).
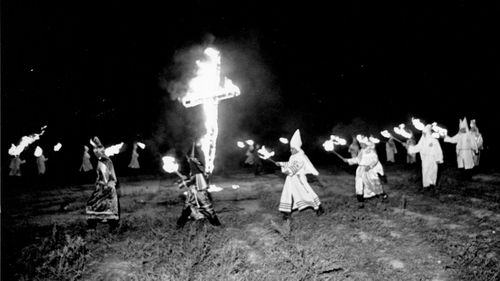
xmin=2 ymin=164 xmax=499 ymax=280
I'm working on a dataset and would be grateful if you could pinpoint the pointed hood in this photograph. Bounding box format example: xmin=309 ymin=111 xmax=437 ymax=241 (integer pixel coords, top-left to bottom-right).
xmin=290 ymin=129 xmax=302 ymax=150
xmin=459 ymin=117 xmax=469 ymax=131
xmin=91 ymin=136 xmax=107 ymax=159
xmin=470 ymin=119 xmax=479 ymax=132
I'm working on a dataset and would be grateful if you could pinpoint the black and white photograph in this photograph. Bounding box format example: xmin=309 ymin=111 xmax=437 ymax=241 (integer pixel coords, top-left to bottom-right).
xmin=1 ymin=1 xmax=498 ymax=280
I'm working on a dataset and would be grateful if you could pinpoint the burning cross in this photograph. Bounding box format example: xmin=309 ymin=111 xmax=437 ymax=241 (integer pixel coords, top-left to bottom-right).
xmin=180 ymin=47 xmax=240 ymax=174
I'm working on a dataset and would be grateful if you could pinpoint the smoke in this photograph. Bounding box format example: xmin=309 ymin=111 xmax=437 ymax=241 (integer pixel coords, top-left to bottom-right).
xmin=155 ymin=34 xmax=284 ymax=173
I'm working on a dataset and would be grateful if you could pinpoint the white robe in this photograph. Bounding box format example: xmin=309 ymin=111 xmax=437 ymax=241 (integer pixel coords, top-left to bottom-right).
xmin=347 ymin=148 xmax=385 ymax=198
xmin=471 ymin=132 xmax=483 ymax=166
xmin=9 ymin=157 xmax=25 ymax=176
xmin=385 ymin=140 xmax=397 ymax=163
xmin=36 ymin=155 xmax=47 ymax=175
xmin=409 ymin=135 xmax=443 ymax=187
xmin=80 ymin=152 xmax=93 ymax=172
xmin=278 ymin=150 xmax=321 ymax=213
xmin=444 ymin=132 xmax=477 ymax=170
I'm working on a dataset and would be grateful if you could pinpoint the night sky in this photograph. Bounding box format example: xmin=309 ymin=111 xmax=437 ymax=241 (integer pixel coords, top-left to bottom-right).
xmin=1 ymin=1 xmax=498 ymax=176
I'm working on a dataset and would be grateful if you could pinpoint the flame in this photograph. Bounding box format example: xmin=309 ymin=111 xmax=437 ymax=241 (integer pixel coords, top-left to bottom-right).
xmin=161 ymin=156 xmax=179 ymax=173
xmin=237 ymin=141 xmax=245 ymax=148
xmin=431 ymin=122 xmax=447 ymax=137
xmin=34 ymin=146 xmax=43 ymax=157
xmin=412 ymin=118 xmax=425 ymax=131
xmin=393 ymin=127 xmax=412 ymax=139
xmin=381 ymin=130 xmax=392 ymax=138
xmin=330 ymin=135 xmax=347 ymax=145
xmin=137 ymin=142 xmax=146 ymax=149
xmin=369 ymin=136 xmax=380 ymax=144
xmin=323 ymin=140 xmax=334 ymax=152
xmin=54 ymin=142 xmax=62 ymax=151
xmin=245 ymin=139 xmax=254 ymax=146
xmin=104 ymin=142 xmax=124 ymax=157
xmin=279 ymin=137 xmax=289 ymax=144
xmin=180 ymin=47 xmax=240 ymax=174
xmin=257 ymin=145 xmax=275 ymax=160
xmin=232 ymin=185 xmax=240 ymax=189
xmin=8 ymin=125 xmax=47 ymax=156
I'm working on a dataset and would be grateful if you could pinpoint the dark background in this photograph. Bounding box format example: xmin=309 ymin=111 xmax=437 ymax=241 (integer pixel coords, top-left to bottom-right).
xmin=1 ymin=1 xmax=498 ymax=183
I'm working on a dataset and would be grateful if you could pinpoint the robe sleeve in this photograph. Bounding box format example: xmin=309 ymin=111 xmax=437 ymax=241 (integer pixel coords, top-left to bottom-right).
xmin=346 ymin=157 xmax=359 ymax=165
xmin=408 ymin=137 xmax=424 ymax=154
xmin=444 ymin=134 xmax=459 ymax=143
xmin=281 ymin=159 xmax=304 ymax=176
xmin=432 ymin=139 xmax=444 ymax=163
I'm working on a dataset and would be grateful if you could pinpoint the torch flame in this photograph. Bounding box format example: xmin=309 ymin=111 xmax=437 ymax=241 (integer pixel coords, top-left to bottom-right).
xmin=393 ymin=127 xmax=412 ymax=139
xmin=8 ymin=129 xmax=45 ymax=156
xmin=237 ymin=141 xmax=245 ymax=148
xmin=257 ymin=145 xmax=275 ymax=160
xmin=180 ymin=47 xmax=241 ymax=174
xmin=330 ymin=135 xmax=347 ymax=145
xmin=431 ymin=122 xmax=447 ymax=137
xmin=104 ymin=142 xmax=124 ymax=157
xmin=245 ymin=139 xmax=254 ymax=146
xmin=54 ymin=142 xmax=62 ymax=151
xmin=369 ymin=136 xmax=380 ymax=144
xmin=279 ymin=137 xmax=289 ymax=144
xmin=161 ymin=156 xmax=179 ymax=173
xmin=381 ymin=130 xmax=392 ymax=139
xmin=323 ymin=140 xmax=334 ymax=152
xmin=137 ymin=142 xmax=146 ymax=149
xmin=34 ymin=146 xmax=43 ymax=157
xmin=412 ymin=118 xmax=425 ymax=131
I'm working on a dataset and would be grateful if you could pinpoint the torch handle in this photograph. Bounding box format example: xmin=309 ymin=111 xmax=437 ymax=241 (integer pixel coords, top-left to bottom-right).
xmin=174 ymin=171 xmax=188 ymax=188
xmin=391 ymin=137 xmax=405 ymax=145
xmin=332 ymin=150 xmax=346 ymax=161
xmin=266 ymin=158 xmax=277 ymax=165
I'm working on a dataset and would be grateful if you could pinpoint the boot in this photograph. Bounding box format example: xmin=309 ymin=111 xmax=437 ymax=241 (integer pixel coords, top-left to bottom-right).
xmin=208 ymin=214 xmax=222 ymax=226
xmin=282 ymin=212 xmax=291 ymax=221
xmin=176 ymin=207 xmax=191 ymax=229
xmin=316 ymin=205 xmax=325 ymax=216
xmin=356 ymin=195 xmax=365 ymax=209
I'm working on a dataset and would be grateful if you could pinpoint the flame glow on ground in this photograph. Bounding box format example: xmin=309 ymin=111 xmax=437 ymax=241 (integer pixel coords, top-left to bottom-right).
xmin=180 ymin=47 xmax=240 ymax=174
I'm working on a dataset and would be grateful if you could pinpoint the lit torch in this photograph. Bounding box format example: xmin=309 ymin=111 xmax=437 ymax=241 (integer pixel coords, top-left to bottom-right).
xmin=53 ymin=142 xmax=62 ymax=152
xmin=104 ymin=142 xmax=124 ymax=157
xmin=162 ymin=156 xmax=201 ymax=206
xmin=431 ymin=122 xmax=447 ymax=138
xmin=369 ymin=136 xmax=380 ymax=144
xmin=322 ymin=135 xmax=347 ymax=161
xmin=245 ymin=139 xmax=254 ymax=146
xmin=237 ymin=141 xmax=245 ymax=148
xmin=179 ymin=47 xmax=241 ymax=174
xmin=257 ymin=145 xmax=276 ymax=164
xmin=8 ymin=126 xmax=46 ymax=156
xmin=279 ymin=137 xmax=289 ymax=144
xmin=412 ymin=118 xmax=425 ymax=131
xmin=137 ymin=142 xmax=146 ymax=149
xmin=393 ymin=124 xmax=412 ymax=140
xmin=381 ymin=129 xmax=404 ymax=144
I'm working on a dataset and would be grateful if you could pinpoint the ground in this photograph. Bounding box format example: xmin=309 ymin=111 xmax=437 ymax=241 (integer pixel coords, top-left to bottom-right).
xmin=2 ymin=164 xmax=500 ymax=281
